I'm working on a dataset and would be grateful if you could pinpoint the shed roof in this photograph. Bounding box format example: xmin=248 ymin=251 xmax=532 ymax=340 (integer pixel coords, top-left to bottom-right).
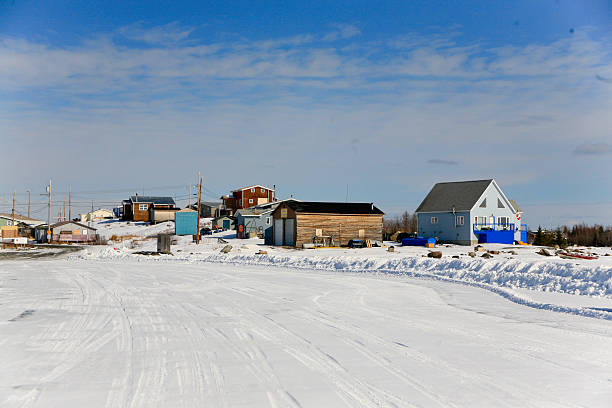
xmin=282 ymin=201 xmax=384 ymax=215
xmin=416 ymin=179 xmax=493 ymax=213
xmin=0 ymin=212 xmax=43 ymax=223
xmin=130 ymin=196 xmax=176 ymax=205
xmin=51 ymin=221 xmax=97 ymax=230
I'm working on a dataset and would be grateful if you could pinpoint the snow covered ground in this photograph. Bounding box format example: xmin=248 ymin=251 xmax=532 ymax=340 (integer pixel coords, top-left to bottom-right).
xmin=1 ymin=219 xmax=612 ymax=406
xmin=1 ymin=260 xmax=611 ymax=407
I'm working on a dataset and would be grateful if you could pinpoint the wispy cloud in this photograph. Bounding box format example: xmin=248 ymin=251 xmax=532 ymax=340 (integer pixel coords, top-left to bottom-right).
xmin=573 ymin=142 xmax=612 ymax=155
xmin=117 ymin=21 xmax=194 ymax=45
xmin=427 ymin=159 xmax=459 ymax=166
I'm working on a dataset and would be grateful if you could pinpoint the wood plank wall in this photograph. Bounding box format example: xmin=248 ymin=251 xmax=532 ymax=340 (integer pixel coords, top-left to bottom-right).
xmin=295 ymin=213 xmax=383 ymax=247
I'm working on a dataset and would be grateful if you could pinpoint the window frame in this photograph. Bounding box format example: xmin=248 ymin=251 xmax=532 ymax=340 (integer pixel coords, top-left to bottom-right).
xmin=456 ymin=215 xmax=464 ymax=226
xmin=430 ymin=216 xmax=438 ymax=224
xmin=138 ymin=204 xmax=148 ymax=211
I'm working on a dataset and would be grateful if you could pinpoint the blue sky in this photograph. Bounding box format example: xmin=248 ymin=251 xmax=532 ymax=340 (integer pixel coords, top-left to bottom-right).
xmin=1 ymin=0 xmax=612 ymax=226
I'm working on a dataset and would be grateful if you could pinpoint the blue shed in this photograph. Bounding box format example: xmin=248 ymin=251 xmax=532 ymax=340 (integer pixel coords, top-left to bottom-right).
xmin=175 ymin=209 xmax=198 ymax=235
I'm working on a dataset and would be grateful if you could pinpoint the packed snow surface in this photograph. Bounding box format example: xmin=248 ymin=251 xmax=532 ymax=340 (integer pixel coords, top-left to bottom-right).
xmin=1 ymin=260 xmax=611 ymax=407
xmin=2 ymin=219 xmax=612 ymax=406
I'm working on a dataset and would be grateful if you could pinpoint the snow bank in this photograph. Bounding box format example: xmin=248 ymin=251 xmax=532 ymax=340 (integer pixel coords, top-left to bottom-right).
xmin=71 ymin=220 xmax=612 ymax=320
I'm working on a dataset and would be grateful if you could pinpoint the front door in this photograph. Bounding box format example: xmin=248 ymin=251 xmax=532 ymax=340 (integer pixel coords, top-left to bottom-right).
xmin=284 ymin=219 xmax=295 ymax=246
xmin=274 ymin=219 xmax=283 ymax=246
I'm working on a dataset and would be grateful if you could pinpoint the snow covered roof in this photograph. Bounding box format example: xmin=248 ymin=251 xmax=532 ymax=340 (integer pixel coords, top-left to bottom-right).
xmin=416 ymin=179 xmax=493 ymax=213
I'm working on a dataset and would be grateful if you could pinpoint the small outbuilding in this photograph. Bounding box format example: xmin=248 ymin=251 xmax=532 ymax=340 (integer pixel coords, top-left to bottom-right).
xmin=51 ymin=221 xmax=97 ymax=243
xmin=80 ymin=208 xmax=114 ymax=222
xmin=271 ymin=201 xmax=384 ymax=247
xmin=212 ymin=215 xmax=236 ymax=230
xmin=175 ymin=208 xmax=198 ymax=236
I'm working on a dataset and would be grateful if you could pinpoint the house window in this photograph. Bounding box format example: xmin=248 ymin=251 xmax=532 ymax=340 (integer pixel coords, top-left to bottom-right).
xmin=251 ymin=188 xmax=255 ymax=193
xmin=497 ymin=198 xmax=505 ymax=208
xmin=476 ymin=216 xmax=487 ymax=225
xmin=261 ymin=188 xmax=265 ymax=193
xmin=456 ymin=216 xmax=464 ymax=226
xmin=479 ymin=198 xmax=487 ymax=208
xmin=138 ymin=204 xmax=148 ymax=211
xmin=498 ymin=216 xmax=509 ymax=225
xmin=358 ymin=229 xmax=365 ymax=238
xmin=316 ymin=228 xmax=323 ymax=237
xmin=266 ymin=217 xmax=271 ymax=225
xmin=431 ymin=217 xmax=438 ymax=224
xmin=249 ymin=198 xmax=253 ymax=204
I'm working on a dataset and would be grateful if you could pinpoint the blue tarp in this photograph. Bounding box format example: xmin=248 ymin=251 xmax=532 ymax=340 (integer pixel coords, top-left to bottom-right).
xmin=402 ymin=237 xmax=436 ymax=246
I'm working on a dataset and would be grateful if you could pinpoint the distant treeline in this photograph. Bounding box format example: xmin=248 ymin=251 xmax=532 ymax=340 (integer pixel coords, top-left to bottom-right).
xmin=534 ymin=224 xmax=612 ymax=248
xmin=383 ymin=211 xmax=418 ymax=236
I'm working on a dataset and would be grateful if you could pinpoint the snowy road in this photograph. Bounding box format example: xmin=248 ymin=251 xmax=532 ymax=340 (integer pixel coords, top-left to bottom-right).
xmin=1 ymin=260 xmax=611 ymax=407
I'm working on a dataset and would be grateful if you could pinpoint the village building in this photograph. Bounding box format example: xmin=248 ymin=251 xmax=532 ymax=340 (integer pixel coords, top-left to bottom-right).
xmin=50 ymin=221 xmax=97 ymax=243
xmin=0 ymin=213 xmax=45 ymax=240
xmin=122 ymin=195 xmax=176 ymax=222
xmin=212 ymin=215 xmax=236 ymax=230
xmin=415 ymin=179 xmax=527 ymax=245
xmin=188 ymin=201 xmax=224 ymax=218
xmin=270 ymin=201 xmax=384 ymax=247
xmin=80 ymin=208 xmax=114 ymax=222
xmin=221 ymin=185 xmax=275 ymax=215
xmin=235 ymin=199 xmax=298 ymax=243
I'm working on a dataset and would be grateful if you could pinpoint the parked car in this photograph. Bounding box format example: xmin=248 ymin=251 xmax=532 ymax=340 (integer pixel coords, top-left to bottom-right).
xmin=200 ymin=227 xmax=212 ymax=235
xmin=347 ymin=239 xmax=366 ymax=248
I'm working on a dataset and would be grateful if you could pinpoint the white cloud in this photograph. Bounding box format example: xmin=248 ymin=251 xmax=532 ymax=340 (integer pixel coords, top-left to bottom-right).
xmin=117 ymin=21 xmax=194 ymax=44
xmin=1 ymin=24 xmax=612 ymax=225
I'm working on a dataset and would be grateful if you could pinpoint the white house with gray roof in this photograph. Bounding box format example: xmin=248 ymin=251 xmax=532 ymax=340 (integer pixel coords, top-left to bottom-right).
xmin=415 ymin=179 xmax=526 ymax=245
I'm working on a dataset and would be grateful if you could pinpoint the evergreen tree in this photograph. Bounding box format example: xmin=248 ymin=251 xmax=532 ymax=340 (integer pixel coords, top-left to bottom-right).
xmin=534 ymin=226 xmax=543 ymax=245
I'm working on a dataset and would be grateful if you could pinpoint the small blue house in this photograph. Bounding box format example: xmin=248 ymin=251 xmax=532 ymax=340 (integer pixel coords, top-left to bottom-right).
xmin=415 ymin=179 xmax=527 ymax=245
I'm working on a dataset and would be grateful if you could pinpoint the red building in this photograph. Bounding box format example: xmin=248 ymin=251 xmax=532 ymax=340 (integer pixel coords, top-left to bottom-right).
xmin=221 ymin=185 xmax=275 ymax=215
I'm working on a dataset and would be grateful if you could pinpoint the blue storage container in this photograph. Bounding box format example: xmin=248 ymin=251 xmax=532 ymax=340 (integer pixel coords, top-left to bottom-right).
xmin=175 ymin=209 xmax=198 ymax=235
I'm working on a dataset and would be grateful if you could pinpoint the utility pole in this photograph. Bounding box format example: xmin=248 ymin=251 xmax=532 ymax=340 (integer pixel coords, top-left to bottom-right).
xmin=47 ymin=179 xmax=52 ymax=241
xmin=63 ymin=197 xmax=66 ymax=221
xmin=26 ymin=190 xmax=30 ymax=218
xmin=196 ymin=172 xmax=202 ymax=244
xmin=69 ymin=187 xmax=71 ymax=221
xmin=11 ymin=189 xmax=15 ymax=225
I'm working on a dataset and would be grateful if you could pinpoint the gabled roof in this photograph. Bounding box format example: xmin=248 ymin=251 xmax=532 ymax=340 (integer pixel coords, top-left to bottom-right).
xmin=232 ymin=185 xmax=275 ymax=192
xmin=51 ymin=220 xmax=97 ymax=230
xmin=415 ymin=179 xmax=493 ymax=213
xmin=129 ymin=196 xmax=176 ymax=205
xmin=282 ymin=201 xmax=384 ymax=215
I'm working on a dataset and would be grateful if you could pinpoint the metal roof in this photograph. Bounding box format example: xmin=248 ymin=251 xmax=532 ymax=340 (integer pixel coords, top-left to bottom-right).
xmin=415 ymin=179 xmax=493 ymax=213
xmin=129 ymin=196 xmax=176 ymax=205
xmin=282 ymin=201 xmax=384 ymax=215
xmin=51 ymin=220 xmax=97 ymax=230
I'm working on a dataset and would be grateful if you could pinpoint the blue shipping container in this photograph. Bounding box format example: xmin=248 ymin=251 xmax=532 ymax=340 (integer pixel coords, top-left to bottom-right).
xmin=175 ymin=211 xmax=198 ymax=235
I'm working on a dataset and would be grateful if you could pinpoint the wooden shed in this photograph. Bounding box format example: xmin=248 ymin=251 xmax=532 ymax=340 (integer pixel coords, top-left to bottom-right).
xmin=271 ymin=201 xmax=384 ymax=247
